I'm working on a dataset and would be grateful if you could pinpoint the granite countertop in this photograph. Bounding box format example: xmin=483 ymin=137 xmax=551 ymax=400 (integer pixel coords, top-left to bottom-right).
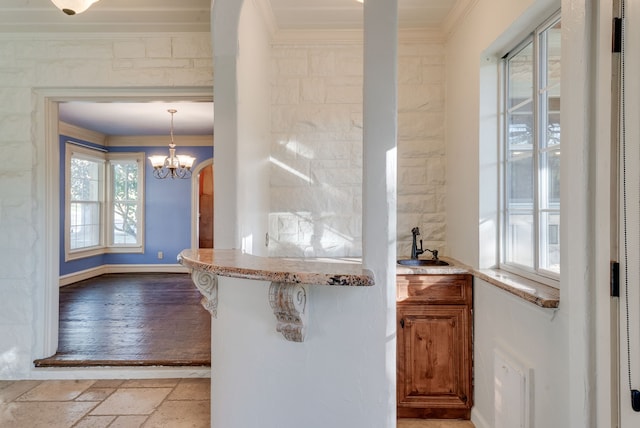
xmin=395 ymin=256 xmax=471 ymax=275
xmin=178 ymin=249 xmax=375 ymax=286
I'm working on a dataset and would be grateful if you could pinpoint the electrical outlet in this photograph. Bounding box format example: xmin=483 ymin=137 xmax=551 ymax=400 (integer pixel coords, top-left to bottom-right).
xmin=157 ymin=251 xmax=163 ymax=260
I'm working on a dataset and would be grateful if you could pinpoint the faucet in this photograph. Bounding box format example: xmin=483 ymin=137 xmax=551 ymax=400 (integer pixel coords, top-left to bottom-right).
xmin=410 ymin=227 xmax=439 ymax=260
xmin=411 ymin=227 xmax=424 ymax=259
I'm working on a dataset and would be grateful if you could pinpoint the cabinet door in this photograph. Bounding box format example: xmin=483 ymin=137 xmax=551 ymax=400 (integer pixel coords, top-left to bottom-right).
xmin=397 ymin=304 xmax=472 ymax=419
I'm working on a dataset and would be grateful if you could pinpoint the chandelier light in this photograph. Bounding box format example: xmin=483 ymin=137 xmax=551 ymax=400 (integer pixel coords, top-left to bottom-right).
xmin=148 ymin=109 xmax=196 ymax=180
xmin=51 ymin=0 xmax=100 ymax=15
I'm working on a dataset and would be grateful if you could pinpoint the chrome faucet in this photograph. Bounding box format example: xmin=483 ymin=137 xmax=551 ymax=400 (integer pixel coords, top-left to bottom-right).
xmin=410 ymin=227 xmax=439 ymax=260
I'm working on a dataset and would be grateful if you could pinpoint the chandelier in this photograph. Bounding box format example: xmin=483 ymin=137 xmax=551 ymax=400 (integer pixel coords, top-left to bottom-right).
xmin=51 ymin=0 xmax=100 ymax=15
xmin=148 ymin=109 xmax=196 ymax=179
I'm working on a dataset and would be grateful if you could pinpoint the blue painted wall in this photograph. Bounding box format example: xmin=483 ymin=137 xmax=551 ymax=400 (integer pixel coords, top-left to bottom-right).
xmin=59 ymin=135 xmax=213 ymax=276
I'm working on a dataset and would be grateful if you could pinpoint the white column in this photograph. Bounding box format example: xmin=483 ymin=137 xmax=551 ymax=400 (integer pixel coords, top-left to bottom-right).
xmin=363 ymin=0 xmax=398 ymax=425
xmin=211 ymin=0 xmax=241 ymax=250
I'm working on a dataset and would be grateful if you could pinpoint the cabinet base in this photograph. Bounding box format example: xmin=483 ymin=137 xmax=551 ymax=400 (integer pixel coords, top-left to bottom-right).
xmin=398 ymin=407 xmax=471 ymax=420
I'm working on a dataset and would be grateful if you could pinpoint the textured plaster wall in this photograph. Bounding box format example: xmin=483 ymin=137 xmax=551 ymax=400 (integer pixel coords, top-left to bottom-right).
xmin=0 ymin=33 xmax=212 ymax=378
xmin=268 ymin=37 xmax=446 ymax=258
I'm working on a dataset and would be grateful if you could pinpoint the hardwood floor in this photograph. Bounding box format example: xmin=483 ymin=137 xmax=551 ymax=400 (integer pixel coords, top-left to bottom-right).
xmin=35 ymin=273 xmax=211 ymax=367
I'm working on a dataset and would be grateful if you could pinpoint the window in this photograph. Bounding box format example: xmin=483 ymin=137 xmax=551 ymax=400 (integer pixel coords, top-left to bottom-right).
xmin=502 ymin=13 xmax=561 ymax=282
xmin=65 ymin=143 xmax=145 ymax=261
xmin=108 ymin=154 xmax=143 ymax=247
xmin=68 ymin=149 xmax=104 ymax=251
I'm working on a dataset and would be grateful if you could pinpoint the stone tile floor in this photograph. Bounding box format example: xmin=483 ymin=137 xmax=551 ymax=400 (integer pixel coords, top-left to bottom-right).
xmin=0 ymin=378 xmax=474 ymax=427
xmin=0 ymin=378 xmax=210 ymax=428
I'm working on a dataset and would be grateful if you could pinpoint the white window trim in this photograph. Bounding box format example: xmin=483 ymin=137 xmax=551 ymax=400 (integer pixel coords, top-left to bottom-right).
xmin=64 ymin=142 xmax=145 ymax=261
xmin=499 ymin=11 xmax=561 ymax=289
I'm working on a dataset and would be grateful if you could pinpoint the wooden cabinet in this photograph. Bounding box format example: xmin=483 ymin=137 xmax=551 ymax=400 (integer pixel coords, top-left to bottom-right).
xmin=397 ymin=274 xmax=473 ymax=419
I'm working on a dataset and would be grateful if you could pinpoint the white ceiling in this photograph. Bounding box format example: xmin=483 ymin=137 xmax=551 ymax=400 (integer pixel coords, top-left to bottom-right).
xmin=5 ymin=0 xmax=460 ymax=136
xmin=59 ymin=102 xmax=215 ymax=136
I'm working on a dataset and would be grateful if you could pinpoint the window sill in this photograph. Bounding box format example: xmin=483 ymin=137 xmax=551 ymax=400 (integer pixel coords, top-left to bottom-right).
xmin=473 ymin=268 xmax=559 ymax=308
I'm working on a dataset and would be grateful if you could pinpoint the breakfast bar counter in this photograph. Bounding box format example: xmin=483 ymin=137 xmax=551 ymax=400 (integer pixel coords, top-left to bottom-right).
xmin=178 ymin=249 xmax=375 ymax=342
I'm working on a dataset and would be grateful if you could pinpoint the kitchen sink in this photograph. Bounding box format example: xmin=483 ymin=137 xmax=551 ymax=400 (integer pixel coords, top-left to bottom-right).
xmin=397 ymin=259 xmax=449 ymax=266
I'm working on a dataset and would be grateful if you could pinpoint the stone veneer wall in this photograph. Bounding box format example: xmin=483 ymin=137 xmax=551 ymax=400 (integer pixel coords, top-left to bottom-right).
xmin=0 ymin=33 xmax=212 ymax=376
xmin=268 ymin=37 xmax=446 ymax=258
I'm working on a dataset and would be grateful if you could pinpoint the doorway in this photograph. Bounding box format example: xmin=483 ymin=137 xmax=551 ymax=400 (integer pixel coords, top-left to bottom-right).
xmin=199 ymin=164 xmax=214 ymax=248
xmin=37 ymin=88 xmax=213 ymax=364
xmin=192 ymin=160 xmax=214 ymax=249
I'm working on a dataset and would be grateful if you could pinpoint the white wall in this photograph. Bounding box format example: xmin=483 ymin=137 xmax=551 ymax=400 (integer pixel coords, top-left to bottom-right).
xmin=447 ymin=0 xmax=613 ymax=427
xmin=397 ymin=38 xmax=447 ymax=257
xmin=0 ymin=32 xmax=212 ymax=379
xmin=269 ymin=34 xmax=446 ymax=258
xmin=473 ymin=279 xmax=568 ymax=428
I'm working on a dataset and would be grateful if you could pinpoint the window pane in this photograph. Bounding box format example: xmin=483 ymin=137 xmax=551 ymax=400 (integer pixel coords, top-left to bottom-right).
xmin=543 ymin=19 xmax=561 ymax=149
xmin=113 ymin=202 xmax=138 ymax=245
xmin=545 ymin=20 xmax=561 ymax=92
xmin=546 ymin=110 xmax=561 ymax=147
xmin=506 ymin=212 xmax=534 ymax=267
xmin=541 ymin=149 xmax=560 ymax=208
xmin=508 ymin=107 xmax=534 ymax=149
xmin=507 ymin=153 xmax=534 ymax=206
xmin=540 ymin=211 xmax=560 ymax=273
xmin=508 ymin=42 xmax=533 ymax=111
xmin=70 ymin=201 xmax=100 ymax=249
xmin=111 ymin=160 xmax=139 ymax=245
xmin=70 ymin=158 xmax=101 ymax=201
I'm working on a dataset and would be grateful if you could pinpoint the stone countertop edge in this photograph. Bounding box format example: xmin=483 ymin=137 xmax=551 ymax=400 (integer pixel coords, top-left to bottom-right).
xmin=178 ymin=248 xmax=375 ymax=287
xmin=397 ymin=256 xmax=559 ymax=309
xmin=395 ymin=256 xmax=470 ymax=275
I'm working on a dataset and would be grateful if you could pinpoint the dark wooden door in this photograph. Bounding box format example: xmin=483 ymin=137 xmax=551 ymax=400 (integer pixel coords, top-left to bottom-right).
xmin=198 ymin=164 xmax=213 ymax=248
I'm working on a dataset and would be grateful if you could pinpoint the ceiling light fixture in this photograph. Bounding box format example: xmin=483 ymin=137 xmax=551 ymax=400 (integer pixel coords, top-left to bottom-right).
xmin=148 ymin=109 xmax=196 ymax=179
xmin=51 ymin=0 xmax=100 ymax=15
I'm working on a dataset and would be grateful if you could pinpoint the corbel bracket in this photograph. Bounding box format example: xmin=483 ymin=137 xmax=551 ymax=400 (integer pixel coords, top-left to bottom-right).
xmin=191 ymin=269 xmax=219 ymax=318
xmin=268 ymin=282 xmax=308 ymax=342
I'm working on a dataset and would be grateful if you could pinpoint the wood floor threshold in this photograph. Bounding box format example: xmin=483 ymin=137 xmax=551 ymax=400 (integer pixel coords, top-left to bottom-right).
xmin=33 ymin=358 xmax=211 ymax=368
xmin=42 ymin=273 xmax=211 ymax=369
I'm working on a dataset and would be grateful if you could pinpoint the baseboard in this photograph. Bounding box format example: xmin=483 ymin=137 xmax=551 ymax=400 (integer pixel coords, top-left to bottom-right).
xmin=59 ymin=264 xmax=190 ymax=287
xmin=59 ymin=266 xmax=108 ymax=286
xmin=104 ymin=264 xmax=190 ymax=274
xmin=471 ymin=408 xmax=491 ymax=428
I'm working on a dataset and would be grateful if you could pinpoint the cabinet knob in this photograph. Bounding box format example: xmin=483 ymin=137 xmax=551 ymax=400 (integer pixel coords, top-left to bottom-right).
xmin=400 ymin=318 xmax=405 ymax=329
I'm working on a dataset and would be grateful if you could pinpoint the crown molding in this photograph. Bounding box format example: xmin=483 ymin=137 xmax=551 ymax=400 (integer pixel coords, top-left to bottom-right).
xmin=272 ymin=27 xmax=444 ymax=46
xmin=58 ymin=122 xmax=213 ymax=147
xmin=59 ymin=121 xmax=106 ymax=145
xmin=106 ymin=135 xmax=213 ymax=147
xmin=440 ymin=0 xmax=479 ymax=40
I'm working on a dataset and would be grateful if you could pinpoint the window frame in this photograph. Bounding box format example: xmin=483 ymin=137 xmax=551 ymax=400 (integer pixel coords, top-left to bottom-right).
xmin=500 ymin=11 xmax=561 ymax=287
xmin=64 ymin=142 xmax=145 ymax=261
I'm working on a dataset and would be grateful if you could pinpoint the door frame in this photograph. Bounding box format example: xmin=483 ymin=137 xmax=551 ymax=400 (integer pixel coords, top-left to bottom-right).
xmin=35 ymin=87 xmax=213 ymax=360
